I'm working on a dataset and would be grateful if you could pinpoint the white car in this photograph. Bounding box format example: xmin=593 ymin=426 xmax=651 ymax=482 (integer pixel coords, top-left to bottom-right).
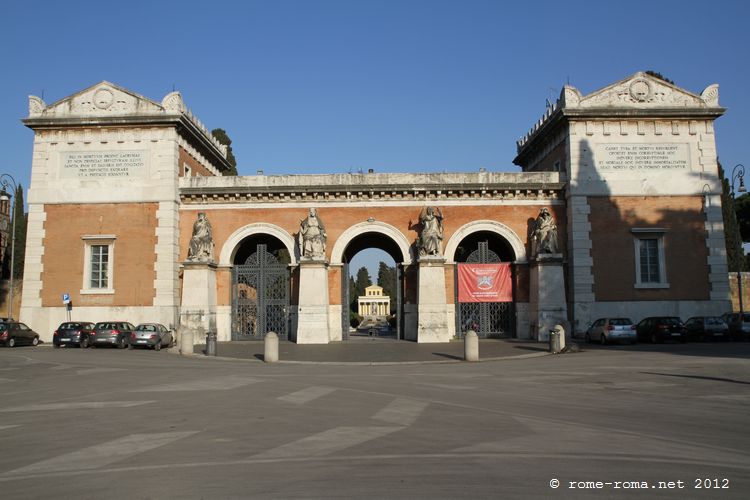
xmin=585 ymin=318 xmax=636 ymax=345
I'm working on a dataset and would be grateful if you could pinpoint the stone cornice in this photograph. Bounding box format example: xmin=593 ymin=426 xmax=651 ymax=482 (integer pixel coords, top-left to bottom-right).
xmin=179 ymin=172 xmax=565 ymax=204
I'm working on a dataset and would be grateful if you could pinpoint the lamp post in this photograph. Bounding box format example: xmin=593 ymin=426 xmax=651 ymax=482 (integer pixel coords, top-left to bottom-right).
xmin=0 ymin=174 xmax=17 ymax=320
xmin=731 ymin=164 xmax=746 ymax=316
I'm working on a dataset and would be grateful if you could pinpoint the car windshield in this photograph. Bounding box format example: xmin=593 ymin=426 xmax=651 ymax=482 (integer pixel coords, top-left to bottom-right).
xmin=610 ymin=318 xmax=632 ymax=325
xmin=95 ymin=323 xmax=118 ymax=330
xmin=60 ymin=323 xmax=82 ymax=329
xmin=659 ymin=317 xmax=682 ymax=326
xmin=136 ymin=325 xmax=156 ymax=332
xmin=0 ymin=324 xmax=6 ymax=332
xmin=705 ymin=317 xmax=724 ymax=325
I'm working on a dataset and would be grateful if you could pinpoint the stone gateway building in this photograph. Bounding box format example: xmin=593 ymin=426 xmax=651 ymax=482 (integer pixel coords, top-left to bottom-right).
xmin=19 ymin=73 xmax=730 ymax=348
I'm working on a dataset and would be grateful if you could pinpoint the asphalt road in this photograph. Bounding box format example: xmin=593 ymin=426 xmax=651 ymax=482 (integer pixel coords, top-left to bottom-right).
xmin=0 ymin=342 xmax=748 ymax=499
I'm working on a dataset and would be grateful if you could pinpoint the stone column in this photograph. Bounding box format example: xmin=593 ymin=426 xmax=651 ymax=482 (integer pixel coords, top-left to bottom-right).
xmin=179 ymin=261 xmax=217 ymax=355
xmin=417 ymin=256 xmax=450 ymax=343
xmin=296 ymin=259 xmax=330 ymax=344
xmin=529 ymin=253 xmax=568 ymax=342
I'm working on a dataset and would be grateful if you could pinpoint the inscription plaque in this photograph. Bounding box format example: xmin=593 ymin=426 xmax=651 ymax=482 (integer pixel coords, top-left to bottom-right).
xmin=595 ymin=143 xmax=690 ymax=171
xmin=61 ymin=151 xmax=148 ymax=179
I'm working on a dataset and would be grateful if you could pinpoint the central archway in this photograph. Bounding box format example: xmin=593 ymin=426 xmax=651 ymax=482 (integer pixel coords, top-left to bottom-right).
xmin=332 ymin=222 xmax=412 ymax=341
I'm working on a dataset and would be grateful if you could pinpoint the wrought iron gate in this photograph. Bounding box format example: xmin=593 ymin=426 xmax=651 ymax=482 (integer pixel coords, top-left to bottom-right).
xmin=341 ymin=262 xmax=350 ymax=340
xmin=232 ymin=244 xmax=289 ymax=340
xmin=456 ymin=241 xmax=515 ymax=338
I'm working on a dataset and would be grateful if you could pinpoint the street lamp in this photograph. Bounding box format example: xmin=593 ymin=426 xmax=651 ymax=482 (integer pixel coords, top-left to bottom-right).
xmin=731 ymin=164 xmax=746 ymax=317
xmin=0 ymin=174 xmax=17 ymax=320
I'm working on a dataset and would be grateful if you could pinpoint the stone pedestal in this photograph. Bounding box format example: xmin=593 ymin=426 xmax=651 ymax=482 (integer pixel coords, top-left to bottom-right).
xmin=529 ymin=254 xmax=568 ymax=342
xmin=417 ymin=256 xmax=450 ymax=343
xmin=296 ymin=259 xmax=330 ymax=344
xmin=179 ymin=261 xmax=217 ymax=355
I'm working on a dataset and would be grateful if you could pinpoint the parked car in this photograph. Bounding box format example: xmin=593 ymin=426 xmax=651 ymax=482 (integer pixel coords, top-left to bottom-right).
xmin=684 ymin=316 xmax=729 ymax=342
xmin=53 ymin=321 xmax=97 ymax=348
xmin=91 ymin=322 xmax=135 ymax=348
xmin=585 ymin=317 xmax=636 ymax=345
xmin=635 ymin=317 xmax=687 ymax=344
xmin=0 ymin=322 xmax=40 ymax=347
xmin=129 ymin=323 xmax=173 ymax=350
xmin=721 ymin=313 xmax=750 ymax=341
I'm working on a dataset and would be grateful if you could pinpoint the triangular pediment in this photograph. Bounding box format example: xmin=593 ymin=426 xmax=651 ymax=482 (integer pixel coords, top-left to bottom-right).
xmin=31 ymin=81 xmax=167 ymax=117
xmin=565 ymin=72 xmax=718 ymax=108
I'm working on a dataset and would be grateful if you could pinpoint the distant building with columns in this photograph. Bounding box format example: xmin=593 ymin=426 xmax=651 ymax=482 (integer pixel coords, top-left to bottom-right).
xmin=358 ymin=285 xmax=391 ymax=318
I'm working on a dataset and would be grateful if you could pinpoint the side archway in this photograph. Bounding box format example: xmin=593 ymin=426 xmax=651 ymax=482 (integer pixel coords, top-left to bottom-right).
xmin=444 ymin=220 xmax=527 ymax=264
xmin=330 ymin=221 xmax=413 ymax=265
xmin=219 ymin=223 xmax=297 ymax=267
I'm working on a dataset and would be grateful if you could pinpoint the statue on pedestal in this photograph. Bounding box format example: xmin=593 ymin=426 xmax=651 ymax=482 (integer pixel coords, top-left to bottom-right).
xmin=418 ymin=206 xmax=444 ymax=257
xmin=531 ymin=207 xmax=559 ymax=257
xmin=298 ymin=208 xmax=327 ymax=259
xmin=187 ymin=212 xmax=214 ymax=262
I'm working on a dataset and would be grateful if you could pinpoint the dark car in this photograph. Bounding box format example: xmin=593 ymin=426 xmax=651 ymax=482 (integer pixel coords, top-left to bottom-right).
xmin=53 ymin=321 xmax=97 ymax=348
xmin=91 ymin=322 xmax=135 ymax=348
xmin=721 ymin=313 xmax=750 ymax=341
xmin=0 ymin=322 xmax=40 ymax=347
xmin=684 ymin=316 xmax=729 ymax=342
xmin=129 ymin=323 xmax=173 ymax=350
xmin=636 ymin=317 xmax=687 ymax=344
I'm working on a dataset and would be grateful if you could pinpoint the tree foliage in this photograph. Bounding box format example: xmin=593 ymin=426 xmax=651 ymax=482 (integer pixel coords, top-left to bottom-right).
xmin=720 ymin=162 xmax=745 ymax=272
xmin=376 ymin=261 xmax=397 ymax=310
xmin=211 ymin=128 xmax=238 ymax=176
xmin=354 ymin=266 xmax=372 ymax=300
xmin=734 ymin=192 xmax=750 ymax=242
xmin=2 ymin=185 xmax=26 ymax=280
xmin=645 ymin=70 xmax=674 ymax=85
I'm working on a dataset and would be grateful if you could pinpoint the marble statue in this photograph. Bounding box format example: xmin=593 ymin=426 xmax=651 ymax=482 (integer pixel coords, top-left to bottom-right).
xmin=531 ymin=207 xmax=558 ymax=256
xmin=418 ymin=206 xmax=444 ymax=257
xmin=187 ymin=212 xmax=215 ymax=262
xmin=298 ymin=208 xmax=327 ymax=259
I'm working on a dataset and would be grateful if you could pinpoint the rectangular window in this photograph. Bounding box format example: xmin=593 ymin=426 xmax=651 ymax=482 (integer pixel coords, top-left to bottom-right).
xmin=81 ymin=235 xmax=115 ymax=294
xmin=638 ymin=238 xmax=659 ymax=283
xmin=632 ymin=229 xmax=668 ymax=289
xmin=90 ymin=244 xmax=109 ymax=288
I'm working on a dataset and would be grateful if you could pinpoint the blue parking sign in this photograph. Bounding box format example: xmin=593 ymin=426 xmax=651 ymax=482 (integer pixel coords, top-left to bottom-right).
xmin=62 ymin=293 xmax=70 ymax=304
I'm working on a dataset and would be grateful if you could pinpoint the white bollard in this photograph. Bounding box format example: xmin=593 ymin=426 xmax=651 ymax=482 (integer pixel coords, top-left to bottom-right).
xmin=464 ymin=330 xmax=479 ymax=362
xmin=264 ymin=332 xmax=279 ymax=363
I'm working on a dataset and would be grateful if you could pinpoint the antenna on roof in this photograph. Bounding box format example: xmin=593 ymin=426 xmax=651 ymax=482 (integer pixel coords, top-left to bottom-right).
xmin=41 ymin=89 xmax=44 ymax=100
xmin=172 ymin=83 xmax=175 ymax=92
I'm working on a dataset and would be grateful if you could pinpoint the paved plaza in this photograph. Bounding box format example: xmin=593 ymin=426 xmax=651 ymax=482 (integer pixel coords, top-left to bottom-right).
xmin=0 ymin=341 xmax=748 ymax=499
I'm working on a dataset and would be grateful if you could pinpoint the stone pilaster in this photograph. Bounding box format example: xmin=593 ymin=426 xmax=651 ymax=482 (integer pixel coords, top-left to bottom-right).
xmin=417 ymin=256 xmax=450 ymax=343
xmin=178 ymin=261 xmax=217 ymax=354
xmin=296 ymin=259 xmax=330 ymax=344
xmin=529 ymin=253 xmax=568 ymax=341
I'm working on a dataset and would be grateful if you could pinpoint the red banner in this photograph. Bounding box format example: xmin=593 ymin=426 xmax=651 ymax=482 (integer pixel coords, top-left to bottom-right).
xmin=457 ymin=263 xmax=512 ymax=303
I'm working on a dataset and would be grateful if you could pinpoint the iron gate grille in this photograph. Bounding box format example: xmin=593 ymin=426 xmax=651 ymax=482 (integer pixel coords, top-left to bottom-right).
xmin=232 ymin=244 xmax=289 ymax=340
xmin=456 ymin=241 xmax=515 ymax=338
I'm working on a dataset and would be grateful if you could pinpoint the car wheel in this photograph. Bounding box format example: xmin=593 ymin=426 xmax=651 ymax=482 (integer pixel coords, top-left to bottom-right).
xmin=154 ymin=341 xmax=161 ymax=351
xmin=585 ymin=333 xmax=591 ymax=343
xmin=80 ymin=338 xmax=88 ymax=349
xmin=118 ymin=337 xmax=127 ymax=349
xmin=600 ymin=333 xmax=607 ymax=345
xmin=32 ymin=336 xmax=39 ymax=346
xmin=7 ymin=337 xmax=15 ymax=348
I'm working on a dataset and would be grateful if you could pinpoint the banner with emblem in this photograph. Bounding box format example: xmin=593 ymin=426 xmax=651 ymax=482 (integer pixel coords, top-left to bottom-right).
xmin=457 ymin=263 xmax=512 ymax=302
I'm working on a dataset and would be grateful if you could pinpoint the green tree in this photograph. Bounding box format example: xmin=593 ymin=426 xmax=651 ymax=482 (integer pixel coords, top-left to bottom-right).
xmin=734 ymin=192 xmax=750 ymax=242
xmin=2 ymin=185 xmax=26 ymax=280
xmin=353 ymin=266 xmax=372 ymax=300
xmin=376 ymin=261 xmax=397 ymax=310
xmin=211 ymin=128 xmax=238 ymax=175
xmin=645 ymin=70 xmax=674 ymax=85
xmin=348 ymin=276 xmax=357 ymax=311
xmin=720 ymin=162 xmax=745 ymax=272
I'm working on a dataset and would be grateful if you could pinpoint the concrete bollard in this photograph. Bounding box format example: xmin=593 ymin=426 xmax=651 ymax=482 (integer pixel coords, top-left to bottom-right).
xmin=205 ymin=331 xmax=217 ymax=356
xmin=464 ymin=330 xmax=479 ymax=362
xmin=264 ymin=331 xmax=279 ymax=363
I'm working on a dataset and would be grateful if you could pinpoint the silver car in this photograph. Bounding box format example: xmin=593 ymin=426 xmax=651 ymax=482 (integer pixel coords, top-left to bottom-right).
xmin=586 ymin=317 xmax=636 ymax=345
xmin=129 ymin=323 xmax=173 ymax=351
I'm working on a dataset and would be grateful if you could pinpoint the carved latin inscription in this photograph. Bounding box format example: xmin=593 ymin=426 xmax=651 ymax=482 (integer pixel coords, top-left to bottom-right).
xmin=595 ymin=144 xmax=689 ymax=171
xmin=61 ymin=151 xmax=148 ymax=179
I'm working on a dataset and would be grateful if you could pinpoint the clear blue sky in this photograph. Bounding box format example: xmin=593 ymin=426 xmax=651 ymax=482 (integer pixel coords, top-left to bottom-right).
xmin=2 ymin=0 xmax=748 ymax=278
